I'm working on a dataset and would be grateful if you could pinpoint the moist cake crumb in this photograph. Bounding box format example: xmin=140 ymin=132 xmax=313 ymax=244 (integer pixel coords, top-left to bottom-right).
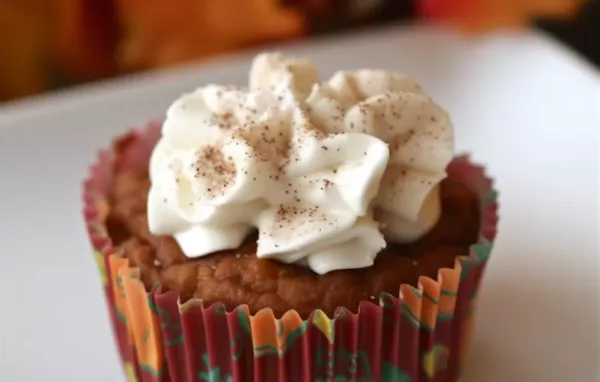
xmin=106 ymin=155 xmax=479 ymax=318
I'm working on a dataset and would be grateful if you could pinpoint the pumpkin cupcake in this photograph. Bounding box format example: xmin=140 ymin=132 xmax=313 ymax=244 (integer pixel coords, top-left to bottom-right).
xmin=84 ymin=53 xmax=498 ymax=382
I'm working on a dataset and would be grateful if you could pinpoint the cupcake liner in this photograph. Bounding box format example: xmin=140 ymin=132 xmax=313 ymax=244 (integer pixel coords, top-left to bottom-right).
xmin=83 ymin=122 xmax=499 ymax=382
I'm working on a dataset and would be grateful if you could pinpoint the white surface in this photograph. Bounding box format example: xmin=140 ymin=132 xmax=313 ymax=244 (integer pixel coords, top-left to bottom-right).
xmin=0 ymin=25 xmax=598 ymax=382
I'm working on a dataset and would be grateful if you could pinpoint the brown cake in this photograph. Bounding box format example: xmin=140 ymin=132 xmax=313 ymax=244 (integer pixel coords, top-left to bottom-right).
xmin=106 ymin=139 xmax=480 ymax=318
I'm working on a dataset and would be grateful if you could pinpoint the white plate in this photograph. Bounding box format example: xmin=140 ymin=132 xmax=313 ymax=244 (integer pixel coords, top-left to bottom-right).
xmin=0 ymin=25 xmax=598 ymax=382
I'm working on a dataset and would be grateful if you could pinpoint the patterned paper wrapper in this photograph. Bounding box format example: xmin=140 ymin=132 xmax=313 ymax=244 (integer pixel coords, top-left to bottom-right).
xmin=83 ymin=122 xmax=499 ymax=382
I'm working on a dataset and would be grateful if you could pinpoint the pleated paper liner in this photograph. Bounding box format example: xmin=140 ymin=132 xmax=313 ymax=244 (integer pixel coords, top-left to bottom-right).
xmin=83 ymin=122 xmax=499 ymax=382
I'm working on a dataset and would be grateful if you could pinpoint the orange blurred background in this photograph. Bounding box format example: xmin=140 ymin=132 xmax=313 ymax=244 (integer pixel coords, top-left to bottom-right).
xmin=0 ymin=0 xmax=588 ymax=102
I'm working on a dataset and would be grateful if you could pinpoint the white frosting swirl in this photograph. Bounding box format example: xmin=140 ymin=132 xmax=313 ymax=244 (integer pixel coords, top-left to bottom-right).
xmin=148 ymin=53 xmax=454 ymax=274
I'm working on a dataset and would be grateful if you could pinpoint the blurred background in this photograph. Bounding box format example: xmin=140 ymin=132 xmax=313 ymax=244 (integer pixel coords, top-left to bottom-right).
xmin=0 ymin=0 xmax=597 ymax=103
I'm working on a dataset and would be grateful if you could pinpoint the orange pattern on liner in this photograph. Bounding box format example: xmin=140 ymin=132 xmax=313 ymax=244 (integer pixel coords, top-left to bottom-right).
xmin=120 ymin=267 xmax=164 ymax=376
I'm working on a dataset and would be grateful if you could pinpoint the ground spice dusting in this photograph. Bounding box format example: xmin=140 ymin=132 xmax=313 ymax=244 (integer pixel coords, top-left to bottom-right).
xmin=195 ymin=145 xmax=236 ymax=196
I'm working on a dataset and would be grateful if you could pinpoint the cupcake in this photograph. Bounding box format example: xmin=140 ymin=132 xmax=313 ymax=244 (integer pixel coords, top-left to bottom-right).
xmin=84 ymin=53 xmax=498 ymax=382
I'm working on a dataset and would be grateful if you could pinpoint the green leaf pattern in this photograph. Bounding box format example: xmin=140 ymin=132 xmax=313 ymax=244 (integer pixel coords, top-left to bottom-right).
xmin=382 ymin=363 xmax=412 ymax=382
xmin=198 ymin=353 xmax=232 ymax=382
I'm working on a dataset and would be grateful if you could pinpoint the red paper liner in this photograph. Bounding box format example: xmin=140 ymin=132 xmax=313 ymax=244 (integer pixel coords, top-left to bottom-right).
xmin=83 ymin=122 xmax=499 ymax=382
